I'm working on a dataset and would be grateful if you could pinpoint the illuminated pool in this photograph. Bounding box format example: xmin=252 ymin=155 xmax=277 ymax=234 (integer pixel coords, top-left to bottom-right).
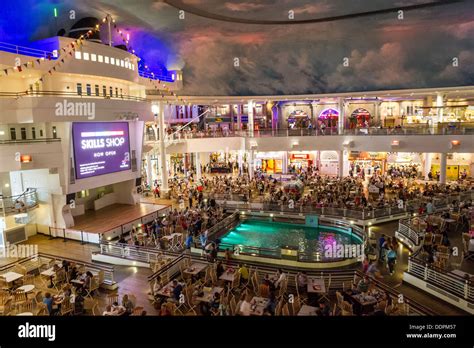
xmin=220 ymin=219 xmax=363 ymax=260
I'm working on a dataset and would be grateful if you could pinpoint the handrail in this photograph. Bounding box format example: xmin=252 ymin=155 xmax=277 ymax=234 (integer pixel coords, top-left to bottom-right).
xmin=0 ymin=138 xmax=61 ymax=145
xmin=147 ymin=253 xmax=436 ymax=315
xmin=0 ymin=251 xmax=115 ymax=286
xmin=0 ymin=41 xmax=56 ymax=59
xmin=0 ymin=90 xmax=147 ymax=102
xmin=406 ymin=257 xmax=473 ymax=305
xmin=217 ymin=190 xmax=474 ymax=222
xmin=166 ymin=125 xmax=474 ymax=140
xmin=138 ymin=70 xmax=175 ymax=83
xmin=99 ymin=240 xmax=181 ymax=264
xmin=0 ymin=188 xmax=38 ymax=215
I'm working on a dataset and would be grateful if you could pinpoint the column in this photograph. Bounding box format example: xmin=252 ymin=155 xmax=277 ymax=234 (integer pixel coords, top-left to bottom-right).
xmin=229 ymin=104 xmax=234 ymax=131
xmin=146 ymin=153 xmax=153 ymax=187
xmin=374 ymin=100 xmax=381 ymax=127
xmin=423 ymin=153 xmax=432 ymax=180
xmin=248 ymin=100 xmax=254 ymax=135
xmin=436 ymin=93 xmax=444 ymax=124
xmin=248 ymin=150 xmax=254 ymax=179
xmin=195 ymin=152 xmax=201 ymax=180
xmin=282 ymin=151 xmax=288 ymax=174
xmin=158 ymin=103 xmax=169 ymax=192
xmin=311 ymin=102 xmax=318 ymax=128
xmin=338 ymin=150 xmax=344 ymax=178
xmin=338 ymin=97 xmax=345 ymax=133
xmin=440 ymin=153 xmax=447 ymax=184
xmin=238 ymin=150 xmax=243 ymax=174
xmin=237 ymin=104 xmax=242 ymax=131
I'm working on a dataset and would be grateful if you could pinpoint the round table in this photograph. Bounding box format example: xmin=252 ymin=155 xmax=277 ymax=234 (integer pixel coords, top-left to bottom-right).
xmin=17 ymin=312 xmax=34 ymax=316
xmin=17 ymin=284 xmax=35 ymax=293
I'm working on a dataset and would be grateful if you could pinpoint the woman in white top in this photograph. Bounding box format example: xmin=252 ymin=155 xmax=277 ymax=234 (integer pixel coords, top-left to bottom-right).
xmin=274 ymin=269 xmax=286 ymax=289
xmin=239 ymin=295 xmax=253 ymax=316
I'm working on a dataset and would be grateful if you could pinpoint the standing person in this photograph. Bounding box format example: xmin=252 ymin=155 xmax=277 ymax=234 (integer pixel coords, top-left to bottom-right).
xmin=386 ymin=247 xmax=397 ymax=275
xmin=378 ymin=234 xmax=386 ymax=261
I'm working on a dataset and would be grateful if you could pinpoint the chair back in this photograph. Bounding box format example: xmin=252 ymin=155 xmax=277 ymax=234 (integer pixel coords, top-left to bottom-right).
xmin=13 ymin=290 xmax=27 ymax=304
xmin=282 ymin=303 xmax=290 ymax=316
xmin=107 ymin=293 xmax=119 ymax=306
xmin=19 ymin=300 xmax=34 ymax=313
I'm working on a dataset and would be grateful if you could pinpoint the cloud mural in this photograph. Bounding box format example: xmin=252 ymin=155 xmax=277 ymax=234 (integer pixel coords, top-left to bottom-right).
xmin=1 ymin=0 xmax=474 ymax=95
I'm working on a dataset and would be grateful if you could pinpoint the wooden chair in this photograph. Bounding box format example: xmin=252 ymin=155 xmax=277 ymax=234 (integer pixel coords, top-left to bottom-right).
xmin=320 ymin=274 xmax=331 ymax=302
xmin=131 ymin=306 xmax=144 ymax=316
xmin=0 ymin=292 xmax=12 ymax=315
xmin=83 ymin=298 xmax=99 ymax=316
xmin=85 ymin=277 xmax=100 ymax=298
xmin=433 ymin=234 xmax=443 ymax=245
xmin=12 ymin=290 xmax=27 ymax=306
xmin=14 ymin=264 xmax=27 ymax=276
xmin=60 ymin=300 xmax=73 ymax=316
xmin=275 ymin=300 xmax=283 ymax=316
xmin=17 ymin=300 xmax=34 ymax=314
xmin=0 ymin=277 xmax=9 ymax=292
xmin=229 ymin=297 xmax=237 ymax=315
xmin=34 ymin=302 xmax=48 ymax=316
xmin=52 ymin=269 xmax=66 ymax=292
xmin=291 ymin=298 xmax=301 ymax=316
xmin=336 ymin=291 xmax=344 ymax=313
xmin=341 ymin=301 xmax=353 ymax=316
xmin=281 ymin=303 xmax=290 ymax=316
xmin=107 ymin=293 xmax=119 ymax=306
xmin=424 ymin=233 xmax=433 ymax=246
xmin=21 ymin=274 xmax=35 ymax=286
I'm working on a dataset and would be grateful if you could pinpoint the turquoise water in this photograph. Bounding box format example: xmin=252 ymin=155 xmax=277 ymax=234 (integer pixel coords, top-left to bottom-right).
xmin=221 ymin=219 xmax=362 ymax=256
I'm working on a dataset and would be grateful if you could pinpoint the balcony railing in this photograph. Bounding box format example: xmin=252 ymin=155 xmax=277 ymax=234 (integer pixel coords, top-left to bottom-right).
xmin=0 ymin=41 xmax=56 ymax=59
xmin=165 ymin=125 xmax=474 ymax=141
xmin=213 ymin=190 xmax=474 ymax=222
xmin=138 ymin=70 xmax=175 ymax=83
xmin=0 ymin=188 xmax=38 ymax=216
xmin=0 ymin=138 xmax=61 ymax=145
xmin=0 ymin=90 xmax=147 ymax=102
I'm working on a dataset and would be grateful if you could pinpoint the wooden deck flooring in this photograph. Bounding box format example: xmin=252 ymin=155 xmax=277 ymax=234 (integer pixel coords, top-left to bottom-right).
xmin=72 ymin=203 xmax=169 ymax=233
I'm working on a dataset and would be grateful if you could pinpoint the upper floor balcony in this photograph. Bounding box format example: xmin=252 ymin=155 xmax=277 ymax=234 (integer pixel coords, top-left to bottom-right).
xmin=0 ymin=90 xmax=152 ymax=123
xmin=161 ymin=124 xmax=474 ymax=154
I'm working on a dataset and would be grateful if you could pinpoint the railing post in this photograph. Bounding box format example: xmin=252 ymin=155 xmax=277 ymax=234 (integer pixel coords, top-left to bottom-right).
xmin=423 ymin=263 xmax=428 ymax=280
xmin=464 ymin=281 xmax=468 ymax=300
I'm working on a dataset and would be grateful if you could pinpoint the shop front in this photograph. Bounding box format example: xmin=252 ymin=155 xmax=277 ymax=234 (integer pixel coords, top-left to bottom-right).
xmin=319 ymin=151 xmax=339 ymax=176
xmin=348 ymin=152 xmax=386 ymax=177
xmin=209 ymin=152 xmax=235 ymax=173
xmin=255 ymin=152 xmax=284 ymax=174
xmin=318 ymin=108 xmax=339 ymax=128
xmin=430 ymin=153 xmax=473 ymax=181
xmin=288 ymin=110 xmax=310 ymax=129
xmin=349 ymin=108 xmax=371 ymax=129
xmin=386 ymin=152 xmax=423 ymax=178
xmin=289 ymin=152 xmax=313 ymax=170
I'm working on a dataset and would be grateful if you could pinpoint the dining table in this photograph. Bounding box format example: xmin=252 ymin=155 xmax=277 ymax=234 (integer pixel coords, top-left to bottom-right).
xmin=249 ymin=297 xmax=269 ymax=316
xmin=195 ymin=287 xmax=224 ymax=303
xmin=17 ymin=284 xmax=35 ymax=293
xmin=155 ymin=281 xmax=184 ymax=298
xmin=297 ymin=304 xmax=318 ymax=316
xmin=1 ymin=271 xmax=24 ymax=284
xmin=307 ymin=277 xmax=326 ymax=294
xmin=184 ymin=263 xmax=208 ymax=276
xmin=219 ymin=268 xmax=237 ymax=282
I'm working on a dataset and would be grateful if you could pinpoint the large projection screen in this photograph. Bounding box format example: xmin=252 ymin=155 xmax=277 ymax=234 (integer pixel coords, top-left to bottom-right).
xmin=72 ymin=122 xmax=131 ymax=180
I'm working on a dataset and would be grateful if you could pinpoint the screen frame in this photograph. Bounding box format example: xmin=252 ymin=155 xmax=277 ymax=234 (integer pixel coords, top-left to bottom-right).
xmin=71 ymin=121 xmax=132 ymax=180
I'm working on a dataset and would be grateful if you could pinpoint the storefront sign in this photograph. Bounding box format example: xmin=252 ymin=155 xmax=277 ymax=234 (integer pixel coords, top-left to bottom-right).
xmin=20 ymin=155 xmax=32 ymax=163
xmin=72 ymin=122 xmax=131 ymax=179
xmin=290 ymin=154 xmax=310 ymax=160
xmin=233 ymin=116 xmax=248 ymax=123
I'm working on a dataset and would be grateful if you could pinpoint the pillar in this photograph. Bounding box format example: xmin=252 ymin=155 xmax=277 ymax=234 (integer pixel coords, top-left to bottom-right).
xmin=248 ymin=150 xmax=254 ymax=179
xmin=282 ymin=151 xmax=288 ymax=174
xmin=338 ymin=150 xmax=344 ymax=178
xmin=271 ymin=103 xmax=279 ymax=130
xmin=423 ymin=153 xmax=432 ymax=180
xmin=146 ymin=153 xmax=153 ymax=187
xmin=195 ymin=152 xmax=201 ymax=180
xmin=237 ymin=104 xmax=242 ymax=131
xmin=436 ymin=93 xmax=444 ymax=124
xmin=440 ymin=153 xmax=447 ymax=184
xmin=338 ymin=97 xmax=345 ymax=133
xmin=374 ymin=100 xmax=381 ymax=127
xmin=311 ymin=102 xmax=318 ymax=128
xmin=238 ymin=150 xmax=243 ymax=174
xmin=248 ymin=100 xmax=254 ymax=135
xmin=157 ymin=103 xmax=169 ymax=192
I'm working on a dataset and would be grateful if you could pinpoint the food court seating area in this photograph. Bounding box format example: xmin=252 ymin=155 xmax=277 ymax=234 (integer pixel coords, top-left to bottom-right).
xmin=0 ymin=253 xmax=144 ymax=316
xmin=148 ymin=254 xmax=434 ymax=316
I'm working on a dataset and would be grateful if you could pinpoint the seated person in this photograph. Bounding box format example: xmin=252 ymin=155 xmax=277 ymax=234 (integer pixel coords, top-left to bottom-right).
xmin=274 ymin=269 xmax=286 ymax=289
xmin=239 ymin=294 xmax=252 ymax=316
xmin=316 ymin=301 xmax=331 ymax=316
xmin=171 ymin=280 xmax=183 ymax=302
xmin=43 ymin=292 xmax=55 ymax=316
xmin=357 ymin=276 xmax=371 ymax=293
xmin=153 ymin=276 xmax=162 ymax=296
xmin=122 ymin=294 xmax=134 ymax=315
